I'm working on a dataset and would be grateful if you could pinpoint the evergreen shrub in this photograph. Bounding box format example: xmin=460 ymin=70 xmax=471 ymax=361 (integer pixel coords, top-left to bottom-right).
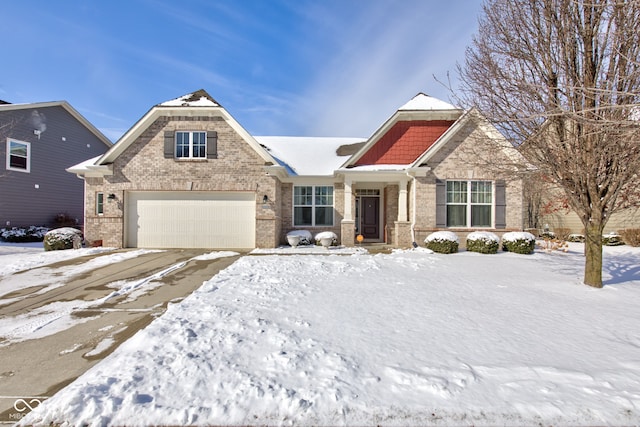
xmin=466 ymin=231 xmax=499 ymax=254
xmin=424 ymin=231 xmax=459 ymax=254
xmin=501 ymin=231 xmax=536 ymax=254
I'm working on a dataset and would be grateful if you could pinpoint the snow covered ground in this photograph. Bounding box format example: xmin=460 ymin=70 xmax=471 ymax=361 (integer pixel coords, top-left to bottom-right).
xmin=11 ymin=243 xmax=640 ymax=426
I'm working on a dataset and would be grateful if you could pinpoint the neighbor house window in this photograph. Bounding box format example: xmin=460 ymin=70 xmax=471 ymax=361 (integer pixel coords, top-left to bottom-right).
xmin=96 ymin=192 xmax=104 ymax=215
xmin=293 ymin=186 xmax=334 ymax=226
xmin=175 ymin=131 xmax=207 ymax=158
xmin=6 ymin=139 xmax=30 ymax=172
xmin=446 ymin=180 xmax=492 ymax=227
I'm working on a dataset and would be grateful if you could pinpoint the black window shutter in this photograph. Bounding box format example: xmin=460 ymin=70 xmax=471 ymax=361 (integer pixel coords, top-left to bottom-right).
xmin=495 ymin=180 xmax=507 ymax=229
xmin=435 ymin=179 xmax=446 ymax=227
xmin=164 ymin=131 xmax=174 ymax=158
xmin=207 ymin=131 xmax=218 ymax=159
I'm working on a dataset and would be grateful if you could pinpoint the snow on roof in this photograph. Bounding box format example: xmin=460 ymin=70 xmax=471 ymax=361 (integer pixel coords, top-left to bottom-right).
xmin=159 ymin=89 xmax=219 ymax=107
xmin=256 ymin=136 xmax=366 ymax=176
xmin=398 ymin=92 xmax=458 ymax=111
xmin=66 ymin=155 xmax=102 ymax=174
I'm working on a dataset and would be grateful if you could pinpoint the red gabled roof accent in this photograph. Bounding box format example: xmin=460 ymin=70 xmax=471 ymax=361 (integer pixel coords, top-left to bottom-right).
xmin=354 ymin=120 xmax=455 ymax=165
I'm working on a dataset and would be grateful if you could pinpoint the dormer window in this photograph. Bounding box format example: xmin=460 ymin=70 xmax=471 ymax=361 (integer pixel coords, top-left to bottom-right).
xmin=164 ymin=130 xmax=218 ymax=159
xmin=176 ymin=131 xmax=206 ymax=158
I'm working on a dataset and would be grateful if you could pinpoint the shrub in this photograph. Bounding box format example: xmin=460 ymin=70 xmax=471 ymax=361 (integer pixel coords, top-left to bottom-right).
xmin=602 ymin=231 xmax=625 ymax=246
xmin=501 ymin=231 xmax=536 ymax=254
xmin=43 ymin=227 xmax=83 ymax=251
xmin=466 ymin=231 xmax=499 ymax=254
xmin=0 ymin=226 xmax=49 ymax=242
xmin=567 ymin=233 xmax=585 ymax=243
xmin=424 ymin=231 xmax=459 ymax=254
xmin=620 ymin=228 xmax=640 ymax=247
xmin=553 ymin=227 xmax=572 ymax=241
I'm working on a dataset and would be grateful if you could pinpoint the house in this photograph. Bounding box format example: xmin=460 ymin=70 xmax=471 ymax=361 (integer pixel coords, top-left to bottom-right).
xmin=68 ymin=89 xmax=525 ymax=249
xmin=1 ymin=100 xmax=112 ymax=228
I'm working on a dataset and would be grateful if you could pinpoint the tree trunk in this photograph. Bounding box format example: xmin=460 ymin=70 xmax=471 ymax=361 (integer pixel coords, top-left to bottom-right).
xmin=583 ymin=223 xmax=604 ymax=288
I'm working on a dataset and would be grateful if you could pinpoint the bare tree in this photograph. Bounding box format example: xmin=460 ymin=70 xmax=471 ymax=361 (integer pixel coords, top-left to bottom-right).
xmin=458 ymin=0 xmax=640 ymax=287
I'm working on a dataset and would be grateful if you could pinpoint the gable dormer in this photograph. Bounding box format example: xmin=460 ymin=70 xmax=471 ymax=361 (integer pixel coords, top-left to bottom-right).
xmin=347 ymin=93 xmax=463 ymax=167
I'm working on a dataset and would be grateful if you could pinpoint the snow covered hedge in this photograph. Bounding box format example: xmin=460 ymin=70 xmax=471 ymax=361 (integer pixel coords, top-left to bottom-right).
xmin=466 ymin=231 xmax=499 ymax=254
xmin=501 ymin=231 xmax=536 ymax=254
xmin=43 ymin=227 xmax=83 ymax=251
xmin=0 ymin=226 xmax=49 ymax=242
xmin=424 ymin=231 xmax=459 ymax=254
xmin=603 ymin=232 xmax=625 ymax=246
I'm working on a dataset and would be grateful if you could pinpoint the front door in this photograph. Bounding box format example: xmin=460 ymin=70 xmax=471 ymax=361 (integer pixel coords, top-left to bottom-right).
xmin=360 ymin=196 xmax=380 ymax=240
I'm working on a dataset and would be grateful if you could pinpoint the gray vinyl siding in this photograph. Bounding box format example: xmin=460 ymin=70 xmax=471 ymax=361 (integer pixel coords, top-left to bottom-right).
xmin=0 ymin=105 xmax=111 ymax=228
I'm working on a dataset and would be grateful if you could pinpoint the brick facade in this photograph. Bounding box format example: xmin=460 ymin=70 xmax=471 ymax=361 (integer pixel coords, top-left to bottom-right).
xmin=78 ymin=93 xmax=524 ymax=250
xmin=83 ymin=115 xmax=279 ymax=248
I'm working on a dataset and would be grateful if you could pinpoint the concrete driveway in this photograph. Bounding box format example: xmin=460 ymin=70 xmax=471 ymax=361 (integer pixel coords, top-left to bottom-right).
xmin=0 ymin=248 xmax=241 ymax=423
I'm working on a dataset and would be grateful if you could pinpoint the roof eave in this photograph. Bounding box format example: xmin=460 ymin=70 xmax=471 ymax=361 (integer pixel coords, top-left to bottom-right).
xmin=97 ymin=105 xmax=279 ymax=166
xmin=0 ymin=100 xmax=112 ymax=148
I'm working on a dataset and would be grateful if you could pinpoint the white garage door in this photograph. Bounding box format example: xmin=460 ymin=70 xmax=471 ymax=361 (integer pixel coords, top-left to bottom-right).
xmin=126 ymin=191 xmax=256 ymax=249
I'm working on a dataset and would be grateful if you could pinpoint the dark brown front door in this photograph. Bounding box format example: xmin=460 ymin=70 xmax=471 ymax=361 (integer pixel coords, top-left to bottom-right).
xmin=361 ymin=196 xmax=380 ymax=239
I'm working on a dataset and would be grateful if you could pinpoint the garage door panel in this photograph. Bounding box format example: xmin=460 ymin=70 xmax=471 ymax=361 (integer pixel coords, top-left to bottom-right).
xmin=126 ymin=192 xmax=256 ymax=249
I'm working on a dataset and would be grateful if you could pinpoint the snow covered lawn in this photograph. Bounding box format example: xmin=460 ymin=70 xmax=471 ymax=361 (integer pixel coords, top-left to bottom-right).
xmin=21 ymin=245 xmax=640 ymax=426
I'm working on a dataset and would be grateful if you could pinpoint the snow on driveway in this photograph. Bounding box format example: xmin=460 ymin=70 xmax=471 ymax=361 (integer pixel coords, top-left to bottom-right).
xmin=19 ymin=245 xmax=640 ymax=426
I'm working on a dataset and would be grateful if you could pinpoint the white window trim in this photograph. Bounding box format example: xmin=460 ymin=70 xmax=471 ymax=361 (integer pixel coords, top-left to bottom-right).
xmin=175 ymin=131 xmax=207 ymax=159
xmin=292 ymin=185 xmax=335 ymax=227
xmin=6 ymin=138 xmax=31 ymax=173
xmin=446 ymin=180 xmax=494 ymax=228
xmin=96 ymin=192 xmax=104 ymax=215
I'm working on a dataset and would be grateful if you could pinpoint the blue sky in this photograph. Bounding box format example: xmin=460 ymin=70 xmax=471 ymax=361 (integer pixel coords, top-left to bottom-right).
xmin=2 ymin=1 xmax=482 ymax=142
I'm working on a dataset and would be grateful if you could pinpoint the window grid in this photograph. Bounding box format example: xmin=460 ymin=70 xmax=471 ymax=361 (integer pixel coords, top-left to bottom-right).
xmin=446 ymin=180 xmax=493 ymax=228
xmin=293 ymin=186 xmax=334 ymax=226
xmin=175 ymin=131 xmax=207 ymax=158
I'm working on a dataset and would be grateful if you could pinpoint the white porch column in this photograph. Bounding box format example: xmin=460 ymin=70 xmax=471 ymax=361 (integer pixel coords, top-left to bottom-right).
xmin=398 ymin=179 xmax=408 ymax=222
xmin=344 ymin=178 xmax=353 ymax=221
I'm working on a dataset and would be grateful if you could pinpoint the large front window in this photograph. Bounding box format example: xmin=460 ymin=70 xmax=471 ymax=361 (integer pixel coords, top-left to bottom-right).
xmin=446 ymin=180 xmax=492 ymax=227
xmin=293 ymin=186 xmax=334 ymax=226
xmin=175 ymin=131 xmax=206 ymax=158
xmin=6 ymin=139 xmax=30 ymax=172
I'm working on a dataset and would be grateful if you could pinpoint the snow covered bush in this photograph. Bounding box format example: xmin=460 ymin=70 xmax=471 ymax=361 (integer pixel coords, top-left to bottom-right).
xmin=0 ymin=226 xmax=49 ymax=242
xmin=43 ymin=227 xmax=83 ymax=251
xmin=466 ymin=231 xmax=499 ymax=254
xmin=286 ymin=230 xmax=313 ymax=246
xmin=603 ymin=231 xmax=624 ymax=246
xmin=501 ymin=231 xmax=536 ymax=254
xmin=314 ymin=231 xmax=338 ymax=247
xmin=424 ymin=231 xmax=459 ymax=254
xmin=567 ymin=233 xmax=585 ymax=243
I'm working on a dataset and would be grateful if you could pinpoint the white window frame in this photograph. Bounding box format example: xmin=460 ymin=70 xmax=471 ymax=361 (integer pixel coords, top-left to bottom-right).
xmin=175 ymin=131 xmax=207 ymax=159
xmin=96 ymin=192 xmax=104 ymax=215
xmin=446 ymin=180 xmax=493 ymax=228
xmin=293 ymin=185 xmax=334 ymax=227
xmin=6 ymin=139 xmax=31 ymax=173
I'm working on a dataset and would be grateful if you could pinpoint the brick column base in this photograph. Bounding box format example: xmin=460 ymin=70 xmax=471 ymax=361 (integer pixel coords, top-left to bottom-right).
xmin=341 ymin=220 xmax=356 ymax=247
xmin=394 ymin=221 xmax=413 ymax=248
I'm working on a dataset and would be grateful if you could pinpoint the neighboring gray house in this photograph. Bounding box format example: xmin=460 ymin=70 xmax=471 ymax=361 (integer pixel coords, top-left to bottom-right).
xmin=0 ymin=101 xmax=112 ymax=228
